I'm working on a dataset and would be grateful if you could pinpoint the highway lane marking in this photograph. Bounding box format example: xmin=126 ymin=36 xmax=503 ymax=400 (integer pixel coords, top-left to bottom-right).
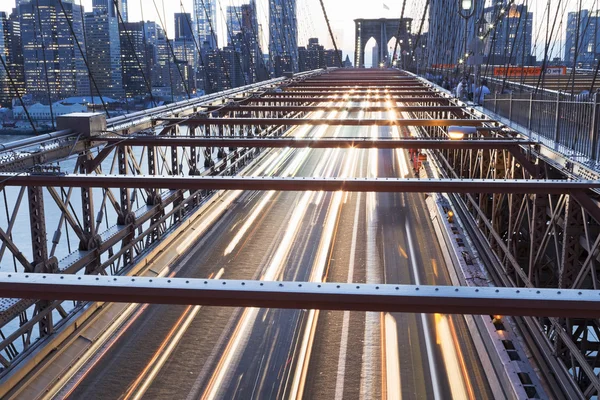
xmin=289 ymin=111 xmax=350 ymax=399
xmin=123 ymin=269 xmax=225 ymax=400
xmin=334 ymin=190 xmax=362 ymax=400
xmin=384 ymin=313 xmax=402 ymax=400
xmin=361 ymin=125 xmax=383 ymax=399
xmin=405 ymin=217 xmax=443 ymax=400
xmin=55 ymin=267 xmax=177 ymax=400
xmin=434 ymin=314 xmax=469 ymax=400
xmin=201 ymin=112 xmax=340 ymax=400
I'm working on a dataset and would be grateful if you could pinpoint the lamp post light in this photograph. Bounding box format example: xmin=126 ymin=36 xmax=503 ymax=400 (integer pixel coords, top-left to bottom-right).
xmin=458 ymin=0 xmax=475 ymax=101
xmin=448 ymin=125 xmax=477 ymax=140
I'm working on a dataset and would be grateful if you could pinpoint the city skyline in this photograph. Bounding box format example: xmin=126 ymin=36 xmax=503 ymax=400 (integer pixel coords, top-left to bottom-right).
xmin=0 ymin=0 xmax=595 ymax=62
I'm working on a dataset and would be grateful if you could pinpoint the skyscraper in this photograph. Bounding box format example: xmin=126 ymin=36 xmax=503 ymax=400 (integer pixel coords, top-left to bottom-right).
xmin=175 ymin=13 xmax=194 ymax=41
xmin=565 ymin=9 xmax=600 ymax=68
xmin=120 ymin=21 xmax=152 ymax=98
xmin=92 ymin=0 xmax=127 ymax=21
xmin=85 ymin=1 xmax=124 ymax=99
xmin=0 ymin=10 xmax=25 ymax=107
xmin=269 ymin=0 xmax=298 ymax=75
xmin=226 ymin=6 xmax=242 ymax=46
xmin=19 ymin=0 xmax=89 ymax=103
xmin=484 ymin=2 xmax=534 ymax=66
xmin=194 ymin=0 xmax=217 ymax=49
xmin=226 ymin=1 xmax=264 ymax=83
xmin=428 ymin=0 xmax=485 ymax=68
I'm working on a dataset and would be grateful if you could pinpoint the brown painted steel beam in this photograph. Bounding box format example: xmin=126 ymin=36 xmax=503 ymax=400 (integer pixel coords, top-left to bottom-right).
xmin=243 ymin=97 xmax=449 ymax=103
xmin=99 ymin=137 xmax=534 ymax=150
xmin=205 ymin=105 xmax=462 ymax=113
xmin=1 ymin=273 xmax=600 ymax=318
xmin=154 ymin=118 xmax=490 ymax=127
xmin=282 ymin=89 xmax=427 ymax=93
xmin=2 ymin=174 xmax=599 ymax=194
xmin=268 ymin=90 xmax=431 ymax=96
xmin=289 ymin=82 xmax=421 ymax=87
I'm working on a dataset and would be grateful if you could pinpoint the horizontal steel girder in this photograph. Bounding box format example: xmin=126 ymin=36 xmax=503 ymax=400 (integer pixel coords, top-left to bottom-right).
xmin=268 ymin=90 xmax=431 ymax=96
xmin=2 ymin=175 xmax=599 ymax=194
xmin=156 ymin=118 xmax=491 ymax=127
xmin=205 ymin=105 xmax=463 ymax=113
xmin=1 ymin=273 xmax=599 ymax=318
xmin=244 ymin=97 xmax=449 ymax=103
xmin=291 ymin=81 xmax=419 ymax=85
xmin=99 ymin=137 xmax=533 ymax=150
xmin=282 ymin=89 xmax=428 ymax=94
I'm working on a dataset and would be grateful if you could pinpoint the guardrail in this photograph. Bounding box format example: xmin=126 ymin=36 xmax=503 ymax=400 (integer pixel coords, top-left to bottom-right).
xmin=417 ymin=69 xmax=600 ymax=163
xmin=482 ymin=91 xmax=600 ymax=161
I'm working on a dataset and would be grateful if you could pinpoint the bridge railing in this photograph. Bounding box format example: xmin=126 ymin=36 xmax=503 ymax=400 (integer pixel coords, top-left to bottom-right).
xmin=418 ymin=69 xmax=600 ymax=163
xmin=482 ymin=91 xmax=600 ymax=161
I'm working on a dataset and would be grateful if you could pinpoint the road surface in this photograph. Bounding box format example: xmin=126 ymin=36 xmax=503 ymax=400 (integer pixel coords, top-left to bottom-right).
xmin=59 ymin=107 xmax=495 ymax=400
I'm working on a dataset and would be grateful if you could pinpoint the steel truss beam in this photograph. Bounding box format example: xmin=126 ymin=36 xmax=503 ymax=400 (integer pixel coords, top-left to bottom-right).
xmin=155 ymin=118 xmax=493 ymax=127
xmin=265 ymin=90 xmax=431 ymax=96
xmin=204 ymin=105 xmax=463 ymax=113
xmin=2 ymin=175 xmax=599 ymax=194
xmin=99 ymin=137 xmax=533 ymax=149
xmin=0 ymin=273 xmax=599 ymax=318
xmin=243 ymin=97 xmax=450 ymax=103
xmin=282 ymin=89 xmax=428 ymax=93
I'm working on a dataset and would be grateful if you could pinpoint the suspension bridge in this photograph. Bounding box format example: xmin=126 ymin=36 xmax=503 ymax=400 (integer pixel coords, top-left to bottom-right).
xmin=0 ymin=67 xmax=598 ymax=399
xmin=1 ymin=0 xmax=600 ymax=398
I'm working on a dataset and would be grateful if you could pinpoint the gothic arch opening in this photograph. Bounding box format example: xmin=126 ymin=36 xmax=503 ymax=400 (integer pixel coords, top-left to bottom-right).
xmin=364 ymin=37 xmax=378 ymax=68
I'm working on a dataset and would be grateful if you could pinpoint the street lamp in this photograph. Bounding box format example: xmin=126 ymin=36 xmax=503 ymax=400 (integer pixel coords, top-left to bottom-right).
xmin=458 ymin=0 xmax=475 ymax=101
xmin=448 ymin=126 xmax=477 ymax=140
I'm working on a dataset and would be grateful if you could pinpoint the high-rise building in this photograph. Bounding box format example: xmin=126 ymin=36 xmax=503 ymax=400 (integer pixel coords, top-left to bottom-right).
xmin=0 ymin=10 xmax=25 ymax=107
xmin=323 ymin=49 xmax=342 ymax=68
xmin=565 ymin=9 xmax=600 ymax=68
xmin=226 ymin=1 xmax=265 ymax=83
xmin=92 ymin=0 xmax=127 ymax=21
xmin=428 ymin=0 xmax=484 ymax=68
xmin=174 ymin=13 xmax=194 ymax=41
xmin=120 ymin=21 xmax=152 ymax=98
xmin=194 ymin=0 xmax=217 ymax=49
xmin=226 ymin=6 xmax=242 ymax=46
xmin=484 ymin=2 xmax=534 ymax=66
xmin=19 ymin=0 xmax=89 ymax=103
xmin=269 ymin=0 xmax=298 ymax=75
xmin=85 ymin=3 xmax=124 ymax=99
xmin=173 ymin=38 xmax=197 ymax=94
xmin=371 ymin=44 xmax=379 ymax=68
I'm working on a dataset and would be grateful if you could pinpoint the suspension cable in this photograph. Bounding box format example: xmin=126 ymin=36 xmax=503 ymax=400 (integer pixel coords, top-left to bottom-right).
xmin=317 ymin=0 xmax=343 ymax=67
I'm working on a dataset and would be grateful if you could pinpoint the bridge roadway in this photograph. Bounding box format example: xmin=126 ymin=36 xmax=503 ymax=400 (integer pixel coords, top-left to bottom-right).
xmin=57 ymin=108 xmax=494 ymax=399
